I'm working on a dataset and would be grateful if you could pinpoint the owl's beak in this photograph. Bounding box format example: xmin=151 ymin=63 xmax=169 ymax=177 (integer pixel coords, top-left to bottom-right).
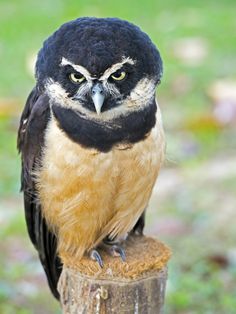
xmin=91 ymin=83 xmax=105 ymax=115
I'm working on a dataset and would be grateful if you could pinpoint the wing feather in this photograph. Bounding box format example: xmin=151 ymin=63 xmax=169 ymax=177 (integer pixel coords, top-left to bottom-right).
xmin=17 ymin=87 xmax=62 ymax=299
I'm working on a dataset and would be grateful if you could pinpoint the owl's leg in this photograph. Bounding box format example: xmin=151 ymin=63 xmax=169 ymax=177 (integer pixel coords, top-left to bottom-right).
xmin=101 ymin=237 xmax=126 ymax=262
xmin=130 ymin=210 xmax=146 ymax=236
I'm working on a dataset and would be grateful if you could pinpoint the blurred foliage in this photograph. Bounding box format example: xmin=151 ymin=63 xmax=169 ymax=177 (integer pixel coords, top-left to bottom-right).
xmin=0 ymin=117 xmax=20 ymax=196
xmin=0 ymin=0 xmax=235 ymax=313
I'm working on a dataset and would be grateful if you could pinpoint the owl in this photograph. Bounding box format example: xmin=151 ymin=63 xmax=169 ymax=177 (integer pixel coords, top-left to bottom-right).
xmin=17 ymin=17 xmax=165 ymax=299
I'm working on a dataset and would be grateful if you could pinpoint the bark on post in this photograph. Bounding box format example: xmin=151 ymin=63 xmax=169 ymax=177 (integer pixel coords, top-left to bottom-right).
xmin=58 ymin=236 xmax=171 ymax=314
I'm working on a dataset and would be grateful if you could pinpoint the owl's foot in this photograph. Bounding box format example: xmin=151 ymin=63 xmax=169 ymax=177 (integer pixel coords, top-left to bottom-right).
xmin=89 ymin=239 xmax=126 ymax=268
xmin=107 ymin=243 xmax=126 ymax=261
xmin=90 ymin=249 xmax=104 ymax=268
xmin=102 ymin=237 xmax=126 ymax=262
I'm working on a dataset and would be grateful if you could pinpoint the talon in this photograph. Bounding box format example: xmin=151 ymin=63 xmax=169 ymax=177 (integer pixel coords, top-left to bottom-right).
xmin=102 ymin=241 xmax=126 ymax=262
xmin=111 ymin=245 xmax=126 ymax=262
xmin=90 ymin=249 xmax=104 ymax=268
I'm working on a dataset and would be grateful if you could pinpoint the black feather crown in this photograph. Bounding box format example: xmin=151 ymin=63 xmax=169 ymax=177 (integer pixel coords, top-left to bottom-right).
xmin=36 ymin=17 xmax=163 ymax=89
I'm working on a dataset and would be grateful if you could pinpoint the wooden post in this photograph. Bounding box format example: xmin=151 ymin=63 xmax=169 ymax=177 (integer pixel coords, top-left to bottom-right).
xmin=58 ymin=236 xmax=171 ymax=314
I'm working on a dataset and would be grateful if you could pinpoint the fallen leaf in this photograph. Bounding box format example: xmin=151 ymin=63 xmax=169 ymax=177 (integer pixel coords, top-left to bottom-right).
xmin=207 ymin=254 xmax=229 ymax=269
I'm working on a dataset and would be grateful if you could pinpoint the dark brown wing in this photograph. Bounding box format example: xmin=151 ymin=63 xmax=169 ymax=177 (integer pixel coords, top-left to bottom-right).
xmin=131 ymin=210 xmax=145 ymax=235
xmin=17 ymin=87 xmax=62 ymax=300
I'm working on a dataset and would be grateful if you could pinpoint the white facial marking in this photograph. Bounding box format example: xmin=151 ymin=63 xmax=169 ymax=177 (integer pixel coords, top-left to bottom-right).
xmin=46 ymin=79 xmax=69 ymax=102
xmin=45 ymin=76 xmax=156 ymax=122
xmin=61 ymin=56 xmax=135 ymax=82
xmin=61 ymin=57 xmax=93 ymax=81
xmin=47 ymin=56 xmax=156 ymax=123
xmin=99 ymin=57 xmax=136 ymax=81
xmin=74 ymin=80 xmax=93 ymax=100
xmin=102 ymin=80 xmax=120 ymax=98
xmin=128 ymin=78 xmax=156 ymax=104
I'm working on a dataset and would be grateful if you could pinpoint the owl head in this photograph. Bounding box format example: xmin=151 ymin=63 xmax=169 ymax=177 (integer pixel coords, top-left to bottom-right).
xmin=36 ymin=17 xmax=162 ymax=118
xmin=34 ymin=18 xmax=163 ymax=151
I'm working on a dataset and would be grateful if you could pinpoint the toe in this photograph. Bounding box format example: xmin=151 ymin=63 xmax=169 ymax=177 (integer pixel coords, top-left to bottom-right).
xmin=110 ymin=245 xmax=126 ymax=262
xmin=90 ymin=249 xmax=104 ymax=268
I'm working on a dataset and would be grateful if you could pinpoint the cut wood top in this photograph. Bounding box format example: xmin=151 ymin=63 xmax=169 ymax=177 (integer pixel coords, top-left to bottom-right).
xmin=60 ymin=236 xmax=171 ymax=281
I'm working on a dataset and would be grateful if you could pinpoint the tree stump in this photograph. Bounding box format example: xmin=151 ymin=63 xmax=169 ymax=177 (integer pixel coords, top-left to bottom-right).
xmin=58 ymin=236 xmax=171 ymax=314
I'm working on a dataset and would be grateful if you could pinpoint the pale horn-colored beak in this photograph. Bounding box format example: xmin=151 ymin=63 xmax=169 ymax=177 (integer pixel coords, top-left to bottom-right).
xmin=91 ymin=83 xmax=105 ymax=115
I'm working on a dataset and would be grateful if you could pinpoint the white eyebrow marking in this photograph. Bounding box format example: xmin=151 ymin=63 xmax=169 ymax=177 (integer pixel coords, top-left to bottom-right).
xmin=99 ymin=57 xmax=136 ymax=81
xmin=61 ymin=57 xmax=93 ymax=80
xmin=61 ymin=56 xmax=136 ymax=82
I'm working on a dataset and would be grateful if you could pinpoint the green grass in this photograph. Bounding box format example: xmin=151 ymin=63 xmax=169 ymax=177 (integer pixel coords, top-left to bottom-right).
xmin=0 ymin=0 xmax=235 ymax=99
xmin=0 ymin=117 xmax=20 ymax=196
xmin=0 ymin=0 xmax=236 ymax=313
xmin=167 ymin=261 xmax=236 ymax=314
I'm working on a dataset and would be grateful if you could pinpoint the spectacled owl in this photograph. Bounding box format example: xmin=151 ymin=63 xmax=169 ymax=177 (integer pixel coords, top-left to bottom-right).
xmin=17 ymin=17 xmax=165 ymax=299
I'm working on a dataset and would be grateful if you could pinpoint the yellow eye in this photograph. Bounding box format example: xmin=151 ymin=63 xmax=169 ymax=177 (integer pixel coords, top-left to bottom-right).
xmin=111 ymin=71 xmax=126 ymax=81
xmin=69 ymin=73 xmax=85 ymax=83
